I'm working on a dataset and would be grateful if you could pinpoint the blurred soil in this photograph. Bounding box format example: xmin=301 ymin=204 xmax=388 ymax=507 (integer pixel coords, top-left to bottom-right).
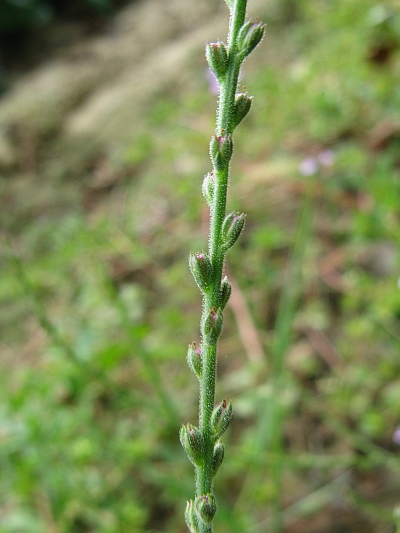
xmin=0 ymin=0 xmax=264 ymax=176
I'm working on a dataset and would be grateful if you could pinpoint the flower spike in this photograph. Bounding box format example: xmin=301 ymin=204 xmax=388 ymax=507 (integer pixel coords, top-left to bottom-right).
xmin=182 ymin=1 xmax=265 ymax=530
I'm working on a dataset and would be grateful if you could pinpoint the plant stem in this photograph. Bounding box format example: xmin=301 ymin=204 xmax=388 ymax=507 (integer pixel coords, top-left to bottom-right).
xmin=197 ymin=0 xmax=248 ymax=501
xmin=181 ymin=1 xmax=265 ymax=531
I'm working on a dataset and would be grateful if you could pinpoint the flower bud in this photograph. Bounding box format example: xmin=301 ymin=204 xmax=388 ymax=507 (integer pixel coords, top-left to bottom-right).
xmin=211 ymin=399 xmax=233 ymax=440
xmin=195 ymin=493 xmax=217 ymax=525
xmin=205 ymin=41 xmax=229 ymax=81
xmin=219 ymin=276 xmax=232 ymax=310
xmin=189 ymin=252 xmax=212 ymax=293
xmin=233 ymin=92 xmax=252 ymax=129
xmin=180 ymin=424 xmax=204 ymax=467
xmin=185 ymin=500 xmax=200 ymax=533
xmin=221 ymin=212 xmax=246 ymax=252
xmin=237 ymin=21 xmax=266 ymax=58
xmin=211 ymin=441 xmax=225 ymax=476
xmin=187 ymin=342 xmax=202 ymax=379
xmin=202 ymin=306 xmax=223 ymax=342
xmin=237 ymin=20 xmax=252 ymax=48
xmin=210 ymin=134 xmax=233 ymax=171
xmin=202 ymin=172 xmax=215 ymax=206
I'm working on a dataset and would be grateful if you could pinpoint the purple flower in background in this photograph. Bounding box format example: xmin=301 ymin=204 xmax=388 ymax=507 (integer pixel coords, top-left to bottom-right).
xmin=299 ymin=149 xmax=335 ymax=176
xmin=393 ymin=426 xmax=400 ymax=445
xmin=299 ymin=157 xmax=318 ymax=176
xmin=318 ymin=149 xmax=335 ymax=167
xmin=206 ymin=69 xmax=220 ymax=95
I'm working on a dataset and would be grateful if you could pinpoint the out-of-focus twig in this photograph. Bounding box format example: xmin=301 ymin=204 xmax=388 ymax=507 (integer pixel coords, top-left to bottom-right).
xmin=226 ymin=267 xmax=265 ymax=365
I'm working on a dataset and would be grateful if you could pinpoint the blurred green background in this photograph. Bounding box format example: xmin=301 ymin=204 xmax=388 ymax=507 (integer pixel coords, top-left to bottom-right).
xmin=1 ymin=0 xmax=400 ymax=531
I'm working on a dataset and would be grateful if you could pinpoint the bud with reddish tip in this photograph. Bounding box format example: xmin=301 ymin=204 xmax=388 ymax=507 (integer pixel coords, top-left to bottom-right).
xmin=195 ymin=493 xmax=217 ymax=525
xmin=210 ymin=134 xmax=233 ymax=171
xmin=206 ymin=41 xmax=229 ymax=81
xmin=237 ymin=21 xmax=266 ymax=58
xmin=187 ymin=342 xmax=202 ymax=380
xmin=189 ymin=252 xmax=212 ymax=293
xmin=221 ymin=212 xmax=246 ymax=252
xmin=180 ymin=424 xmax=204 ymax=467
xmin=233 ymin=92 xmax=253 ymax=129
xmin=211 ymin=399 xmax=233 ymax=440
xmin=202 ymin=306 xmax=223 ymax=342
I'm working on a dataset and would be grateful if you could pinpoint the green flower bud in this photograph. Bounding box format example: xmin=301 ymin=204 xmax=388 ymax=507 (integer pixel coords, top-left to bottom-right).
xmin=211 ymin=399 xmax=233 ymax=440
xmin=195 ymin=494 xmax=217 ymax=525
xmin=210 ymin=134 xmax=233 ymax=171
xmin=205 ymin=41 xmax=229 ymax=81
xmin=187 ymin=342 xmax=202 ymax=380
xmin=237 ymin=21 xmax=266 ymax=58
xmin=189 ymin=252 xmax=212 ymax=293
xmin=221 ymin=212 xmax=246 ymax=252
xmin=202 ymin=307 xmax=223 ymax=342
xmin=202 ymin=172 xmax=215 ymax=207
xmin=233 ymin=92 xmax=253 ymax=129
xmin=180 ymin=424 xmax=204 ymax=467
xmin=219 ymin=276 xmax=232 ymax=310
xmin=211 ymin=441 xmax=225 ymax=476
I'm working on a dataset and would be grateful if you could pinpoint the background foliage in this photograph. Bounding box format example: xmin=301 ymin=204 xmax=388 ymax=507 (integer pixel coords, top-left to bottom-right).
xmin=1 ymin=0 xmax=400 ymax=532
xmin=0 ymin=0 xmax=118 ymax=34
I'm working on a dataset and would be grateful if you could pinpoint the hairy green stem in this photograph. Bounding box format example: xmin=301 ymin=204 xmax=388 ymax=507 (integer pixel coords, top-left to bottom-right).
xmin=181 ymin=1 xmax=265 ymax=531
xmin=197 ymin=2 xmax=247 ymax=498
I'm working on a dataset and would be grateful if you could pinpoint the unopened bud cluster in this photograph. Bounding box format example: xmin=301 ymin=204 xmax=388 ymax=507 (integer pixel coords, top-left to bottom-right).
xmin=181 ymin=398 xmax=231 ymax=530
xmin=182 ymin=1 xmax=265 ymax=531
xmin=181 ymin=399 xmax=231 ymax=482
